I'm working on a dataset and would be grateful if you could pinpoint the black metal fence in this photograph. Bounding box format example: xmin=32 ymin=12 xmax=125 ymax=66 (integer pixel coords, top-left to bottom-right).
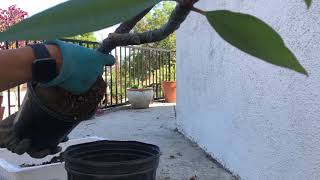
xmin=1 ymin=39 xmax=175 ymax=118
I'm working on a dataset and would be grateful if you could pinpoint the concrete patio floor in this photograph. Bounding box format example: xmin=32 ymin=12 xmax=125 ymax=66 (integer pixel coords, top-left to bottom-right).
xmin=69 ymin=103 xmax=237 ymax=180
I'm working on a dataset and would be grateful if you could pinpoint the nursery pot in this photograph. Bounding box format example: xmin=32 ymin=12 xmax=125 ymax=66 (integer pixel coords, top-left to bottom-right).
xmin=162 ymin=81 xmax=176 ymax=103
xmin=0 ymin=106 xmax=4 ymax=120
xmin=64 ymin=140 xmax=160 ymax=180
xmin=127 ymin=88 xmax=154 ymax=109
xmin=12 ymin=82 xmax=94 ymax=152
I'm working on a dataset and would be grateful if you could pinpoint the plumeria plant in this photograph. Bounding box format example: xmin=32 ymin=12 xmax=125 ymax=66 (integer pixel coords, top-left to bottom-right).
xmin=0 ymin=0 xmax=313 ymax=76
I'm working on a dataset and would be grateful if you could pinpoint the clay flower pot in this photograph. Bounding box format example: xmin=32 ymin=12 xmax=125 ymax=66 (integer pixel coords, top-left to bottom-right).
xmin=0 ymin=107 xmax=4 ymax=120
xmin=127 ymin=88 xmax=154 ymax=109
xmin=162 ymin=81 xmax=176 ymax=103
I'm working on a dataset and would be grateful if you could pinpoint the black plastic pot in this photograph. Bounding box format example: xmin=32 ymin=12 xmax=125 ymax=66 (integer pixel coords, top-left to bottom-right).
xmin=64 ymin=140 xmax=161 ymax=180
xmin=13 ymin=82 xmax=85 ymax=152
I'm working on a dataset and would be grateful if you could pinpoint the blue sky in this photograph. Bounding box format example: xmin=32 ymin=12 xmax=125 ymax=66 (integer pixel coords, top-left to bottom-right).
xmin=0 ymin=0 xmax=118 ymax=41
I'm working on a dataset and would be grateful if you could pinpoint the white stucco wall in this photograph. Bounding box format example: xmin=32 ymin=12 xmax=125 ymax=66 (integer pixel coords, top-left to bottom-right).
xmin=176 ymin=0 xmax=320 ymax=179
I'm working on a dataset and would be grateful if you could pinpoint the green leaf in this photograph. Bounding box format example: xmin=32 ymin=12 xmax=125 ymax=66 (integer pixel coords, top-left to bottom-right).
xmin=205 ymin=10 xmax=308 ymax=76
xmin=0 ymin=0 xmax=159 ymax=41
xmin=305 ymin=0 xmax=312 ymax=8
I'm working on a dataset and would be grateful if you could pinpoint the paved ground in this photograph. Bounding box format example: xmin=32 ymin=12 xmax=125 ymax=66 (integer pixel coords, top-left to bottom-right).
xmin=69 ymin=103 xmax=237 ymax=180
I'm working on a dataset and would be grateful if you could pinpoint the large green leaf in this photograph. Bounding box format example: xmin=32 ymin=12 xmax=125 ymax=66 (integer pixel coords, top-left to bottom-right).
xmin=206 ymin=10 xmax=308 ymax=75
xmin=0 ymin=0 xmax=159 ymax=41
xmin=305 ymin=0 xmax=312 ymax=8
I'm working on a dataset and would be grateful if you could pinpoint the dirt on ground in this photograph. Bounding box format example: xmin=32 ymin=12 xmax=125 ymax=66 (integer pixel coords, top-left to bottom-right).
xmin=20 ymin=153 xmax=64 ymax=168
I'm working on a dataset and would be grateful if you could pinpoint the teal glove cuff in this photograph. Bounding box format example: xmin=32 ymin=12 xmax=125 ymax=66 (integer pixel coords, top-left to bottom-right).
xmin=43 ymin=40 xmax=115 ymax=93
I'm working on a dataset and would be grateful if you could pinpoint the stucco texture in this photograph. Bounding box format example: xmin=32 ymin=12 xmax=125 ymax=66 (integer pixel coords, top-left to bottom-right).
xmin=176 ymin=0 xmax=320 ymax=179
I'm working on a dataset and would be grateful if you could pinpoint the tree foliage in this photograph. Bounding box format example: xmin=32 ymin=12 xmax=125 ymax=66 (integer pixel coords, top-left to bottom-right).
xmin=0 ymin=5 xmax=28 ymax=49
xmin=109 ymin=48 xmax=173 ymax=103
xmin=131 ymin=2 xmax=176 ymax=86
xmin=67 ymin=32 xmax=97 ymax=42
xmin=0 ymin=5 xmax=28 ymax=32
xmin=133 ymin=1 xmax=176 ymax=51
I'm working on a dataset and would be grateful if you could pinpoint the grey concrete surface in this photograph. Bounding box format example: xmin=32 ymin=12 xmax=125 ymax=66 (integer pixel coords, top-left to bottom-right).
xmin=69 ymin=103 xmax=237 ymax=180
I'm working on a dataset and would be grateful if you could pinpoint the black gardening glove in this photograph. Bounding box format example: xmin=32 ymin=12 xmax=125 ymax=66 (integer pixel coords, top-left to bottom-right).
xmin=0 ymin=113 xmax=30 ymax=155
xmin=0 ymin=113 xmax=62 ymax=158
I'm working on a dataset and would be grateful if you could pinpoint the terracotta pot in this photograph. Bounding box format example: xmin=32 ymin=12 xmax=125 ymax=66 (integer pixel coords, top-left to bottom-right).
xmin=0 ymin=107 xmax=4 ymax=120
xmin=162 ymin=81 xmax=176 ymax=103
xmin=127 ymin=88 xmax=154 ymax=109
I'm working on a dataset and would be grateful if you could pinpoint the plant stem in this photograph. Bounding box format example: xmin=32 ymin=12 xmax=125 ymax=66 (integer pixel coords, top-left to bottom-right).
xmin=191 ymin=7 xmax=206 ymax=15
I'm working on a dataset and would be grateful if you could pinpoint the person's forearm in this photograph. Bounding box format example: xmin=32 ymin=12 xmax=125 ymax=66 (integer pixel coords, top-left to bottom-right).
xmin=0 ymin=45 xmax=62 ymax=92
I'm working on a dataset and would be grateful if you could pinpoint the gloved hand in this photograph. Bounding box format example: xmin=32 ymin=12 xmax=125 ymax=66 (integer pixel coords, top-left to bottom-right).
xmin=44 ymin=40 xmax=115 ymax=93
xmin=0 ymin=113 xmax=30 ymax=155
xmin=0 ymin=113 xmax=62 ymax=158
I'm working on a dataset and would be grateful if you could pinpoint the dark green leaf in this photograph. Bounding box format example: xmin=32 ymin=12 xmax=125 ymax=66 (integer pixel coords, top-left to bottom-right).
xmin=206 ymin=10 xmax=308 ymax=76
xmin=0 ymin=0 xmax=159 ymax=41
xmin=305 ymin=0 xmax=312 ymax=8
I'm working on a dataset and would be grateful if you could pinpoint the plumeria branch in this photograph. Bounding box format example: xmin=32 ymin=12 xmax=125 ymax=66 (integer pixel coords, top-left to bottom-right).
xmin=98 ymin=0 xmax=199 ymax=54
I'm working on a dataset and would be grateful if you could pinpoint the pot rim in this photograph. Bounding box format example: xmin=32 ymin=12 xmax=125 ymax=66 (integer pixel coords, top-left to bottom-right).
xmin=127 ymin=87 xmax=153 ymax=91
xmin=64 ymin=140 xmax=160 ymax=175
xmin=162 ymin=81 xmax=176 ymax=83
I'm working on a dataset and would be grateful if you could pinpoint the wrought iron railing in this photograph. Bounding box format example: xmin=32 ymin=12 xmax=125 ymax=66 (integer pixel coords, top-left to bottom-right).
xmin=1 ymin=39 xmax=175 ymax=118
